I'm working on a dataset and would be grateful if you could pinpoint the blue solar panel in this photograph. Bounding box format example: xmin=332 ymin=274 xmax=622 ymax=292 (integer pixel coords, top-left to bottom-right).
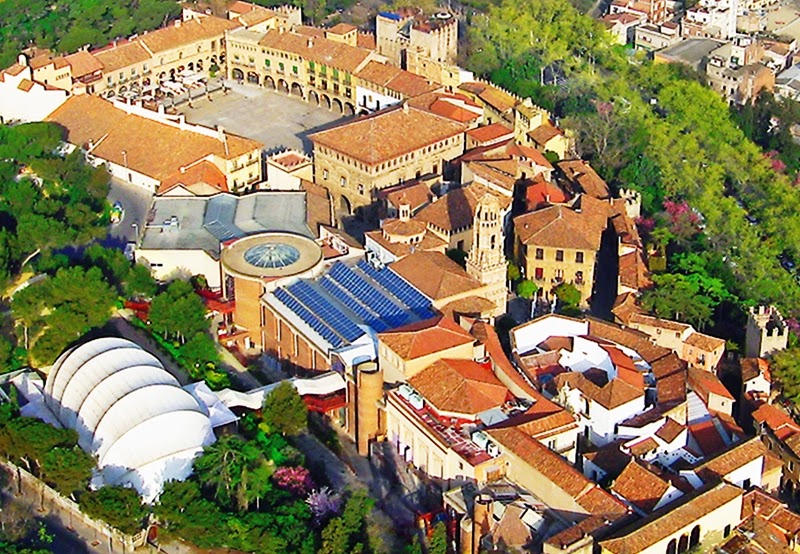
xmin=320 ymin=276 xmax=389 ymax=332
xmin=357 ymin=261 xmax=431 ymax=314
xmin=287 ymin=281 xmax=364 ymax=342
xmin=274 ymin=288 xmax=344 ymax=347
xmin=329 ymin=262 xmax=409 ymax=326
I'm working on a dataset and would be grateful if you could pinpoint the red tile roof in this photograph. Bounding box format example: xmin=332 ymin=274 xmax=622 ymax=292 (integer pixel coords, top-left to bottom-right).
xmin=557 ymin=159 xmax=610 ymax=199
xmin=378 ymin=314 xmax=474 ymax=361
xmin=611 ymin=460 xmax=673 ymax=513
xmin=157 ymin=160 xmax=228 ymax=195
xmin=466 ymin=123 xmax=514 ymax=144
xmin=408 ymin=358 xmax=509 ymax=415
xmin=390 ymin=251 xmax=485 ymax=301
xmin=688 ymin=367 xmax=735 ymax=403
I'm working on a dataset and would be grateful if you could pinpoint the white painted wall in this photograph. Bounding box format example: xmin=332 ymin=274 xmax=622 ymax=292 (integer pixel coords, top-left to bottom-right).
xmin=136 ymin=248 xmax=222 ymax=289
xmin=0 ymin=64 xmax=68 ymax=124
xmin=355 ymin=85 xmax=401 ymax=112
xmin=510 ymin=315 xmax=588 ymax=355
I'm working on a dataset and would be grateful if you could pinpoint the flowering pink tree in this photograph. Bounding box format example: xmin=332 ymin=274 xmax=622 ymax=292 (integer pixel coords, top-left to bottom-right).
xmin=273 ymin=466 xmax=314 ymax=496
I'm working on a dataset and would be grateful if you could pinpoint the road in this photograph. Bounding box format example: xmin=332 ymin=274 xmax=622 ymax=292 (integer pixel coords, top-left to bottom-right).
xmin=105 ymin=177 xmax=153 ymax=247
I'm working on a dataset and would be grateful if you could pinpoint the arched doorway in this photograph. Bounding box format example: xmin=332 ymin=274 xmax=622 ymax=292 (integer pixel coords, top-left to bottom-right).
xmin=309 ymin=90 xmax=320 ymax=105
xmin=278 ymin=79 xmax=289 ymax=94
xmin=322 ymin=94 xmax=332 ymax=110
xmin=666 ymin=539 xmax=677 ymax=554
xmin=291 ymin=82 xmax=303 ymax=97
xmin=196 ymin=59 xmax=204 ymax=71
xmin=188 ymin=62 xmax=194 ymax=71
xmin=689 ymin=526 xmax=700 ymax=548
xmin=118 ymin=85 xmax=128 ymax=94
xmin=264 ymin=75 xmax=276 ymax=89
xmin=332 ymin=98 xmax=343 ymax=113
xmin=232 ymin=68 xmax=244 ymax=81
xmin=678 ymin=534 xmax=688 ymax=553
xmin=104 ymin=89 xmax=115 ymax=98
xmin=339 ymin=195 xmax=352 ymax=217
xmin=344 ymin=102 xmax=355 ymax=116
xmin=247 ymin=71 xmax=259 ymax=84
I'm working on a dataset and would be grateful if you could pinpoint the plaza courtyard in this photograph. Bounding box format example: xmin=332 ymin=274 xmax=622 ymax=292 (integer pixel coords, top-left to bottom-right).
xmin=179 ymin=80 xmax=348 ymax=153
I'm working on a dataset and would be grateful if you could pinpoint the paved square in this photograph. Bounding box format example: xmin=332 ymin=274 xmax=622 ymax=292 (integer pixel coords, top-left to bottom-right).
xmin=179 ymin=81 xmax=347 ymax=153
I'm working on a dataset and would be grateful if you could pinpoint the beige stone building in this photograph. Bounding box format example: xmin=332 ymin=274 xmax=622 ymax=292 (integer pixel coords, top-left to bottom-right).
xmin=227 ymin=25 xmax=384 ymax=115
xmin=513 ymin=195 xmax=612 ymax=307
xmin=375 ymin=9 xmax=458 ymax=69
xmin=45 ymin=94 xmax=263 ymax=193
xmin=309 ymin=103 xmax=466 ymax=218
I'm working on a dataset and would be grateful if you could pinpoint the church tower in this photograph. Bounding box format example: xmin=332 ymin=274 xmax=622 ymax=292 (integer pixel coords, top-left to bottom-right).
xmin=466 ymin=193 xmax=508 ymax=317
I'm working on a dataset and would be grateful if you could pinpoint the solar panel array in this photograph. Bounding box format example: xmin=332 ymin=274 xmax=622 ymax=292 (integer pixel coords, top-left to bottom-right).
xmin=287 ymin=281 xmax=363 ymax=342
xmin=320 ymin=275 xmax=389 ymax=332
xmin=274 ymin=288 xmax=345 ymax=347
xmin=272 ymin=260 xmax=435 ymax=350
xmin=357 ymin=261 xmax=434 ymax=318
xmin=328 ymin=263 xmax=409 ymax=328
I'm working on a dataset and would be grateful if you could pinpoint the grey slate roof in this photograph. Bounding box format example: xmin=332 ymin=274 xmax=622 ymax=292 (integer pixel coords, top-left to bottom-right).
xmin=139 ymin=192 xmax=313 ymax=259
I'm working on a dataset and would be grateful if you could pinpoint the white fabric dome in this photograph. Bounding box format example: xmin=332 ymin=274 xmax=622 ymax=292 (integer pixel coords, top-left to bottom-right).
xmin=45 ymin=338 xmax=215 ymax=502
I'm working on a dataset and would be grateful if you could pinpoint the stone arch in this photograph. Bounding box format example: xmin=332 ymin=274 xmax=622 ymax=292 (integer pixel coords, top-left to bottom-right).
xmin=278 ymin=78 xmax=289 ymax=93
xmin=232 ymin=68 xmax=244 ymax=81
xmin=196 ymin=59 xmax=204 ymax=71
xmin=219 ymin=53 xmax=226 ymax=64
xmin=291 ymin=82 xmax=303 ymax=97
xmin=332 ymin=98 xmax=343 ymax=113
xmin=666 ymin=538 xmax=677 ymax=554
xmin=689 ymin=526 xmax=700 ymax=548
xmin=344 ymin=102 xmax=355 ymax=116
xmin=178 ymin=65 xmax=185 ymax=73
xmin=187 ymin=62 xmax=194 ymax=71
xmin=358 ymin=108 xmax=369 ymax=116
xmin=678 ymin=534 xmax=689 ymax=553
xmin=247 ymin=71 xmax=259 ymax=84
xmin=322 ymin=94 xmax=332 ymax=110
xmin=118 ymin=85 xmax=128 ymax=94
xmin=143 ymin=77 xmax=151 ymax=87
xmin=264 ymin=75 xmax=276 ymax=89
xmin=309 ymin=90 xmax=320 ymax=105
xmin=339 ymin=195 xmax=352 ymax=216
xmin=104 ymin=89 xmax=116 ymax=98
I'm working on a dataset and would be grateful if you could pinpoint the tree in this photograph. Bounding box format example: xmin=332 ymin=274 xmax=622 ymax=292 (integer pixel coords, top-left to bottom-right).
xmin=771 ymin=348 xmax=800 ymax=404
xmin=79 ymin=486 xmax=147 ymax=534
xmin=515 ymin=279 xmax=538 ymax=299
xmin=428 ymin=522 xmax=448 ymax=554
xmin=149 ymin=280 xmax=208 ymax=343
xmin=263 ymin=381 xmax=308 ymax=436
xmin=641 ymin=273 xmax=715 ymax=328
xmin=553 ymin=282 xmax=581 ymax=310
xmin=506 ymin=260 xmax=521 ymax=282
xmin=124 ymin=263 xmax=158 ymax=299
xmin=319 ymin=490 xmax=373 ymax=554
xmin=40 ymin=447 xmax=94 ymax=497
xmin=179 ymin=332 xmax=219 ymax=373
xmin=193 ymin=435 xmax=267 ymax=512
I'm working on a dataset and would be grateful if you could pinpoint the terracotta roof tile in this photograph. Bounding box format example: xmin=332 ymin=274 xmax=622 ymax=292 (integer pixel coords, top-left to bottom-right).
xmin=364 ymin=229 xmax=446 ymax=258
xmin=378 ymin=180 xmax=434 ymax=212
xmin=514 ymin=196 xmax=612 ymax=250
xmin=46 ymin=95 xmax=261 ymax=181
xmin=697 ymin=437 xmax=770 ymax=481
xmin=458 ymin=81 xmax=517 ymax=113
xmin=229 ymin=1 xmax=258 ymax=15
xmin=357 ymin=32 xmax=376 ymax=50
xmin=92 ymin=41 xmax=151 ymax=73
xmin=355 ymin=61 xmax=439 ymax=98
xmin=408 ymin=358 xmax=509 ymax=415
xmin=5 ymin=63 xmax=26 ymax=76
xmin=688 ymin=367 xmax=735 ymax=403
xmin=157 ymin=160 xmax=228 ymax=195
xmin=139 ymin=16 xmax=240 ymax=54
xmin=260 ymin=28 xmax=372 ymax=73
xmin=619 ymin=250 xmax=653 ymax=291
xmin=584 ymin=441 xmax=632 ymax=478
xmin=525 ymin=179 xmax=570 ymax=211
xmin=628 ymin=436 xmax=659 ymax=456
xmin=741 ymin=358 xmax=770 ymax=383
xmin=438 ymin=296 xmax=496 ymax=319
xmin=488 ymin=426 xmax=629 ymax=517
xmin=309 ymin=104 xmax=465 ymax=165
xmin=389 ymin=251 xmax=484 ymax=301
xmin=688 ymin=418 xmax=729 ymax=458
xmin=588 ymin=318 xmax=671 ymax=363
xmin=63 ymin=50 xmax=104 ymax=78
xmin=554 ymin=372 xmax=644 ymax=410
xmin=558 ymin=159 xmax=610 ymax=199
xmin=655 ymin=417 xmax=685 ymax=443
xmin=414 ymin=184 xmax=507 ymax=232
xmin=378 ymin=314 xmax=474 ymax=360
xmin=327 ymin=22 xmax=357 ymax=34
xmin=685 ymin=331 xmax=726 ymax=352
xmin=611 ymin=460 xmax=673 ymax=513
xmin=17 ymin=79 xmax=34 ymax=92
xmin=466 ymin=123 xmax=514 ymax=144
xmin=528 ymin=123 xmax=564 ymax=145
xmin=600 ymin=484 xmax=742 ymax=554
xmin=752 ymin=403 xmax=800 ymax=436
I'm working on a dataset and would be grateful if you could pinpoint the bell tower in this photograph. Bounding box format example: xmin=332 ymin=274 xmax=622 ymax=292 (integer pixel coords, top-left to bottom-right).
xmin=466 ymin=192 xmax=508 ymax=316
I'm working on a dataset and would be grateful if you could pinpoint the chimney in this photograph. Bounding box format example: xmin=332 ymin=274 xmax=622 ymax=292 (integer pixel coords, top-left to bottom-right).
xmin=175 ymin=19 xmax=181 ymax=28
xmin=472 ymin=493 xmax=493 ymax=554
xmin=307 ymin=38 xmax=314 ymax=48
xmin=402 ymin=101 xmax=409 ymax=114
xmin=17 ymin=53 xmax=28 ymax=67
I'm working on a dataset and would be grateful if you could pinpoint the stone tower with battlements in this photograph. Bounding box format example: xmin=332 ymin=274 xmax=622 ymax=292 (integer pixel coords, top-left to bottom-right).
xmin=466 ymin=193 xmax=508 ymax=317
xmin=745 ymin=305 xmax=788 ymax=358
